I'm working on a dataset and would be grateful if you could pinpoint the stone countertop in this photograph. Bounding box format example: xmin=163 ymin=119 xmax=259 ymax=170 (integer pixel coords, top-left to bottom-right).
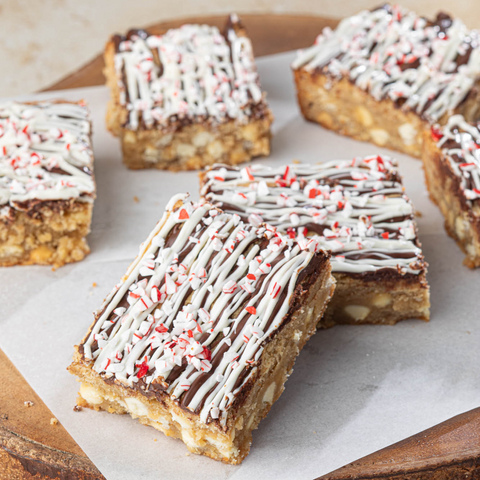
xmin=0 ymin=0 xmax=479 ymax=97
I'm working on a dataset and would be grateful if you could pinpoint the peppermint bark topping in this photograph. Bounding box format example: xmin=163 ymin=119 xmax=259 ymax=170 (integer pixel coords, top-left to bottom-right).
xmin=202 ymin=157 xmax=425 ymax=275
xmin=113 ymin=15 xmax=267 ymax=130
xmin=0 ymin=102 xmax=94 ymax=207
xmin=292 ymin=5 xmax=480 ymax=121
xmin=435 ymin=114 xmax=480 ymax=203
xmin=82 ymin=194 xmax=319 ymax=425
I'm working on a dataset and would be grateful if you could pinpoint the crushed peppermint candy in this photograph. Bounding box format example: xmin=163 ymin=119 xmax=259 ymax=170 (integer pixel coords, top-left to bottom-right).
xmin=0 ymin=102 xmax=94 ymax=209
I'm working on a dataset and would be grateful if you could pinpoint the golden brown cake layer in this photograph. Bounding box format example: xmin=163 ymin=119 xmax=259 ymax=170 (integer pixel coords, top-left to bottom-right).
xmin=0 ymin=201 xmax=92 ymax=268
xmin=293 ymin=71 xmax=426 ymax=158
xmin=105 ymin=101 xmax=272 ymax=171
xmin=322 ymin=271 xmax=430 ymax=327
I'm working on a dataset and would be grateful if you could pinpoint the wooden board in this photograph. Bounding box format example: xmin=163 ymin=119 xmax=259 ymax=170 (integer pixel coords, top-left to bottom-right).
xmin=1 ymin=12 xmax=478 ymax=480
xmin=0 ymin=349 xmax=103 ymax=480
xmin=317 ymin=407 xmax=480 ymax=480
xmin=42 ymin=14 xmax=338 ymax=92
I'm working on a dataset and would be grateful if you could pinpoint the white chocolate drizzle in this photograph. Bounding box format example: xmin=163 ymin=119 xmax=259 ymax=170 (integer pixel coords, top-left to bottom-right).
xmin=0 ymin=101 xmax=94 ymax=208
xmin=82 ymin=194 xmax=327 ymax=425
xmin=113 ymin=15 xmax=267 ymax=130
xmin=201 ymin=157 xmax=425 ymax=275
xmin=435 ymin=114 xmax=480 ymax=203
xmin=292 ymin=5 xmax=480 ymax=121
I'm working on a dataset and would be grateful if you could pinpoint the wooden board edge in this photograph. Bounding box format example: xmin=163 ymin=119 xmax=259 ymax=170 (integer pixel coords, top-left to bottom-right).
xmin=317 ymin=407 xmax=480 ymax=480
xmin=319 ymin=458 xmax=480 ymax=480
xmin=0 ymin=425 xmax=104 ymax=480
xmin=41 ymin=13 xmax=338 ymax=92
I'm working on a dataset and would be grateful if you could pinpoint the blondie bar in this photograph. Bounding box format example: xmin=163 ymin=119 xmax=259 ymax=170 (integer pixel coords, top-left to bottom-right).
xmin=105 ymin=15 xmax=273 ymax=170
xmin=0 ymin=101 xmax=95 ymax=267
xmin=69 ymin=194 xmax=335 ymax=463
xmin=292 ymin=5 xmax=480 ymax=158
xmin=201 ymin=158 xmax=430 ymax=325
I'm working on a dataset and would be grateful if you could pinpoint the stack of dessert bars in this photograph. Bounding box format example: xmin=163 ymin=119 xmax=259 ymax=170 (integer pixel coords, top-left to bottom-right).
xmin=200 ymin=159 xmax=429 ymax=326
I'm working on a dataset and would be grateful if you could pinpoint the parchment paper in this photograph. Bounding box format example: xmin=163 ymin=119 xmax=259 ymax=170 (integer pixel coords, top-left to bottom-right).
xmin=0 ymin=52 xmax=479 ymax=480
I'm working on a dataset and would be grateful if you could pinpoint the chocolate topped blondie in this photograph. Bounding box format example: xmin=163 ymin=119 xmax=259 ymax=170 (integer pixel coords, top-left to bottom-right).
xmin=69 ymin=194 xmax=335 ymax=463
xmin=292 ymin=5 xmax=480 ymax=157
xmin=0 ymin=101 xmax=95 ymax=267
xmin=423 ymin=115 xmax=480 ymax=267
xmin=201 ymin=158 xmax=430 ymax=325
xmin=105 ymin=14 xmax=273 ymax=170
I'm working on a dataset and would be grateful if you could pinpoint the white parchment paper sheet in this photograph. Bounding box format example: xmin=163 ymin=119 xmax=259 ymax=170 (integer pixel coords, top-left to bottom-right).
xmin=0 ymin=52 xmax=479 ymax=480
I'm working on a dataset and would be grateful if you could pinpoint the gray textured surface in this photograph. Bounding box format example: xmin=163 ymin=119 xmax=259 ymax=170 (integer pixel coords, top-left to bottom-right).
xmin=2 ymin=1 xmax=480 ymax=96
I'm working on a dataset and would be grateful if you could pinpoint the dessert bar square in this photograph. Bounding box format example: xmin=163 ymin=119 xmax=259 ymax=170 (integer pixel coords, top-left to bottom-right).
xmin=105 ymin=15 xmax=273 ymax=171
xmin=292 ymin=5 xmax=480 ymax=158
xmin=201 ymin=157 xmax=430 ymax=326
xmin=69 ymin=194 xmax=335 ymax=464
xmin=423 ymin=115 xmax=480 ymax=267
xmin=0 ymin=101 xmax=95 ymax=267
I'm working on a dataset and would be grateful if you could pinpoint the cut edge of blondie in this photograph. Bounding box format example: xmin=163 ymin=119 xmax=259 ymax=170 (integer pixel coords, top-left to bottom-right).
xmin=293 ymin=70 xmax=426 ymax=158
xmin=106 ymin=103 xmax=272 ymax=171
xmin=322 ymin=271 xmax=430 ymax=327
xmin=422 ymin=130 xmax=480 ymax=268
xmin=0 ymin=201 xmax=93 ymax=268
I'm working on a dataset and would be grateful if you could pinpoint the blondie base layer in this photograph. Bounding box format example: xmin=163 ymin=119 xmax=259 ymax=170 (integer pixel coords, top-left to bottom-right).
xmin=69 ymin=195 xmax=335 ymax=464
xmin=105 ymin=15 xmax=273 ymax=171
xmin=423 ymin=115 xmax=480 ymax=267
xmin=0 ymin=101 xmax=95 ymax=267
xmin=201 ymin=158 xmax=430 ymax=326
xmin=292 ymin=5 xmax=480 ymax=158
